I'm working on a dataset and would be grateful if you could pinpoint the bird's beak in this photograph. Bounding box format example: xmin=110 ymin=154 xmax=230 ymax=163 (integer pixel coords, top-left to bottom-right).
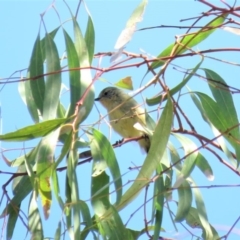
xmin=94 ymin=97 xmax=100 ymax=101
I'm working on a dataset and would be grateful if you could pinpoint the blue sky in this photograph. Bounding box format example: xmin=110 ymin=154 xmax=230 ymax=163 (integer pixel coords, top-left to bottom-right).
xmin=2 ymin=0 xmax=240 ymax=239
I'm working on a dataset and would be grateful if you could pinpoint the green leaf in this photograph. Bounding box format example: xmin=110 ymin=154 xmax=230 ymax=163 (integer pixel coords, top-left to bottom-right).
xmin=29 ymin=34 xmax=45 ymax=116
xmin=42 ymin=33 xmax=61 ymax=121
xmin=204 ymin=68 xmax=240 ymax=165
xmin=191 ymin=89 xmax=239 ymax=166
xmin=1 ymin=189 xmax=30 ymax=219
xmin=212 ymin=127 xmax=237 ymax=167
xmin=65 ymin=172 xmax=72 ymax=235
xmin=2 ymin=140 xmax=54 ymax=222
xmin=0 ymin=118 xmax=67 ymax=141
xmin=75 ymin=138 xmax=90 ymax=149
xmin=191 ymin=84 xmax=237 ymax=167
xmin=63 ymin=28 xmax=81 ymax=119
xmin=78 ymin=200 xmax=93 ymax=239
xmin=54 ymin=221 xmax=61 ymax=240
xmin=146 ymin=58 xmax=203 ymax=106
xmin=91 ymin=171 xmax=110 ymax=217
xmin=192 ymin=180 xmax=215 ymax=239
xmin=152 ymin=164 xmax=164 ymax=240
xmin=73 ymin=18 xmax=94 ymax=124
xmin=95 ymin=205 xmax=128 ymax=239
xmin=151 ymin=14 xmax=227 ymax=69
xmin=188 ymin=87 xmax=209 ymax=123
xmin=24 ymin=148 xmax=35 ymax=187
xmin=126 ymin=228 xmax=141 ymax=239
xmin=189 ymin=89 xmax=238 ymax=167
xmin=205 ymin=68 xmax=239 ymax=137
xmin=145 ymin=111 xmax=156 ymax=131
xmin=20 ymin=34 xmax=45 ymax=123
xmin=3 ymin=166 xmax=34 ymax=218
xmin=172 ymin=134 xmax=198 ymax=188
xmin=18 ymin=73 xmax=39 ymax=123
xmin=54 ymin=130 xmax=73 ymax=168
xmin=111 ymin=96 xmax=173 ymax=213
xmin=196 ymin=92 xmax=240 ymax=165
xmin=85 ymin=15 xmax=95 ymax=64
xmin=185 ymin=207 xmax=202 ymax=228
xmin=168 ymin=141 xmax=182 ymax=170
xmin=28 ymin=192 xmax=44 ymax=239
xmin=40 ymin=27 xmax=59 ymax=60
xmin=57 ymin=101 xmax=66 ymax=119
xmin=52 ymin=170 xmax=64 ymax=211
xmin=161 ymin=153 xmax=173 ymax=200
xmin=175 ymin=176 xmax=192 ymax=222
xmin=36 ymin=129 xmax=60 ymax=219
xmin=195 ymin=92 xmax=230 ymax=133
xmin=114 ymin=76 xmax=133 ymax=90
xmin=66 ymin=149 xmax=81 ymax=239
xmin=6 ymin=205 xmax=19 ymax=240
xmin=12 ymin=150 xmax=37 ymax=194
xmin=6 ymin=148 xmax=35 ymax=167
xmin=186 ymin=207 xmax=219 ymax=238
xmin=89 ymin=128 xmax=122 ymax=204
xmin=195 ymin=153 xmax=214 ymax=181
xmin=202 ymin=225 xmax=220 ymax=240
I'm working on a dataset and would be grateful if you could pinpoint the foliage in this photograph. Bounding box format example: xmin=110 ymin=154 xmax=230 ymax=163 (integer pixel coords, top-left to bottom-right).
xmin=1 ymin=0 xmax=240 ymax=239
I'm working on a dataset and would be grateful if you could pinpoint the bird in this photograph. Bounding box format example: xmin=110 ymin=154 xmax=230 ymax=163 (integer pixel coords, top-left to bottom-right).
xmin=95 ymin=87 xmax=150 ymax=153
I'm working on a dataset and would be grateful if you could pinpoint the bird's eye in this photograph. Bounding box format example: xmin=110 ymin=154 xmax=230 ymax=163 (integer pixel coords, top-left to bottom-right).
xmin=104 ymin=92 xmax=108 ymax=96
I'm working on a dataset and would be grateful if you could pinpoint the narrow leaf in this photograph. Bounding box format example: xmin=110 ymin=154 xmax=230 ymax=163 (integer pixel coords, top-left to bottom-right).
xmin=185 ymin=207 xmax=202 ymax=228
xmin=168 ymin=141 xmax=182 ymax=170
xmin=85 ymin=15 xmax=95 ymax=64
xmin=192 ymin=180 xmax=214 ymax=239
xmin=114 ymin=0 xmax=148 ymax=50
xmin=28 ymin=192 xmax=44 ymax=239
xmin=113 ymin=96 xmax=173 ymax=212
xmin=172 ymin=134 xmax=198 ymax=188
xmin=73 ymin=19 xmax=94 ymax=124
xmin=0 ymin=118 xmax=66 ymax=141
xmin=175 ymin=176 xmax=192 ymax=222
xmin=20 ymin=34 xmax=45 ymax=123
xmin=42 ymin=33 xmax=61 ymax=121
xmin=63 ymin=29 xmax=81 ymax=119
xmin=196 ymin=92 xmax=240 ymax=165
xmin=188 ymin=87 xmax=209 ymax=123
xmin=152 ymin=164 xmax=164 ymax=240
xmin=195 ymin=153 xmax=214 ymax=181
xmin=54 ymin=222 xmax=61 ymax=240
xmin=78 ymin=200 xmax=93 ymax=239
xmin=151 ymin=14 xmax=227 ymax=69
xmin=52 ymin=170 xmax=64 ymax=211
xmin=204 ymin=68 xmax=239 ymax=139
xmin=28 ymin=34 xmax=45 ymax=116
xmin=40 ymin=27 xmax=59 ymax=60
xmin=96 ymin=205 xmax=128 ymax=239
xmin=6 ymin=148 xmax=34 ymax=167
xmin=6 ymin=206 xmax=19 ymax=240
xmin=54 ymin=130 xmax=73 ymax=168
xmin=91 ymin=171 xmax=110 ymax=217
xmin=36 ymin=129 xmax=60 ymax=219
xmin=18 ymin=74 xmax=39 ymax=123
xmin=89 ymin=128 xmax=122 ymax=204
xmin=66 ymin=149 xmax=81 ymax=239
xmin=204 ymin=68 xmax=240 ymax=164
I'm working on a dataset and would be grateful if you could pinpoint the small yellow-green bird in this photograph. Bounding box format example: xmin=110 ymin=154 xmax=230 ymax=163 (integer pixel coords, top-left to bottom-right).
xmin=95 ymin=87 xmax=150 ymax=153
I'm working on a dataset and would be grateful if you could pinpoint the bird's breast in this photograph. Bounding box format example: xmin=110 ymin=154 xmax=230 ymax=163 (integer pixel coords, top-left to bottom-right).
xmin=108 ymin=108 xmax=143 ymax=138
